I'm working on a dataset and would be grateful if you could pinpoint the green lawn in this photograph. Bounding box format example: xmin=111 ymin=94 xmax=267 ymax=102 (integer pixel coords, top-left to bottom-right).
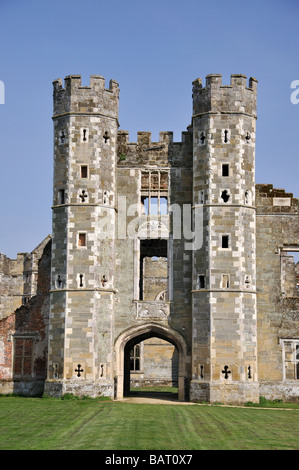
xmin=0 ymin=395 xmax=298 ymax=450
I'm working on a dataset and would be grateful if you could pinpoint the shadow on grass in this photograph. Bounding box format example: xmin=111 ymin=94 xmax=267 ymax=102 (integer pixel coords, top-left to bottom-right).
xmin=127 ymin=386 xmax=179 ymax=402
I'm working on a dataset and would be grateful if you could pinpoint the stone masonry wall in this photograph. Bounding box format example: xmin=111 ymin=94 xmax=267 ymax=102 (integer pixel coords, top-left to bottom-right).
xmin=256 ymin=184 xmax=299 ymax=400
xmin=0 ymin=240 xmax=51 ymax=396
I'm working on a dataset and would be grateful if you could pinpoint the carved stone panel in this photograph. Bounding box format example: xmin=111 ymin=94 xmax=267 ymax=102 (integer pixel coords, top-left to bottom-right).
xmin=136 ymin=301 xmax=170 ymax=321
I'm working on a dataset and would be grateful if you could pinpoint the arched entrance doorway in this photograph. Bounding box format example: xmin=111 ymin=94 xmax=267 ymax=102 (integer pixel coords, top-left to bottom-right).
xmin=115 ymin=323 xmax=187 ymax=401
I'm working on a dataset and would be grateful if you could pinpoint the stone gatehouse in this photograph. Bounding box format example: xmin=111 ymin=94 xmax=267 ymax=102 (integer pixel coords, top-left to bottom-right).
xmin=0 ymin=73 xmax=298 ymax=404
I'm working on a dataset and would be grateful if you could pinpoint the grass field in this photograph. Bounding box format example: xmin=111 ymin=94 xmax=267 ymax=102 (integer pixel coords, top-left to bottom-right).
xmin=0 ymin=394 xmax=298 ymax=450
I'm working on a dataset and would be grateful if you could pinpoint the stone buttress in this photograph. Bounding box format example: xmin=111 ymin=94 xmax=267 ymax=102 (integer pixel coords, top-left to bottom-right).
xmin=45 ymin=75 xmax=119 ymax=397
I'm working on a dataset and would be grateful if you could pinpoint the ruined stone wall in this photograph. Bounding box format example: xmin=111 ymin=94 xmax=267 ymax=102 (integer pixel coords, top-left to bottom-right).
xmin=130 ymin=338 xmax=178 ymax=387
xmin=1 ymin=72 xmax=298 ymax=403
xmin=256 ymin=184 xmax=299 ymax=401
xmin=142 ymin=257 xmax=167 ymax=300
xmin=0 ymin=236 xmax=51 ymax=321
xmin=0 ymin=253 xmax=25 ymax=320
xmin=0 ymin=240 xmax=51 ymax=396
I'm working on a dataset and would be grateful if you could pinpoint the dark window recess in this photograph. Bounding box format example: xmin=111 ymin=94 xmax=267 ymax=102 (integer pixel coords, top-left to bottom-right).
xmin=13 ymin=338 xmax=33 ymax=376
xmin=130 ymin=344 xmax=141 ymax=371
xmin=103 ymin=131 xmax=110 ymax=143
xmin=222 ymin=235 xmax=229 ymax=249
xmin=79 ymin=190 xmax=88 ymax=202
xmin=198 ymin=275 xmax=205 ymax=289
xmin=58 ymin=189 xmax=65 ymax=205
xmin=78 ymin=233 xmax=86 ymax=247
xmin=81 ymin=166 xmax=88 ymax=178
xmin=221 ymin=190 xmax=230 ymax=203
xmin=222 ymin=164 xmax=229 ymax=177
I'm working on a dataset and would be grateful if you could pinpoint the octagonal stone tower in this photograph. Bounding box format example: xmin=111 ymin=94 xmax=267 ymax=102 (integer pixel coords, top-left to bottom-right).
xmin=45 ymin=75 xmax=119 ymax=397
xmin=190 ymin=74 xmax=259 ymax=403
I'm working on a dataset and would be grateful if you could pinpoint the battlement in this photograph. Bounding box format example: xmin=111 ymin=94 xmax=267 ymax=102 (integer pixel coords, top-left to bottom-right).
xmin=118 ymin=130 xmax=175 ymax=147
xmin=256 ymin=184 xmax=299 ymax=213
xmin=192 ymin=74 xmax=258 ymax=117
xmin=52 ymin=74 xmax=119 ymax=119
xmin=117 ymin=129 xmax=192 ymax=168
xmin=256 ymin=184 xmax=293 ymax=199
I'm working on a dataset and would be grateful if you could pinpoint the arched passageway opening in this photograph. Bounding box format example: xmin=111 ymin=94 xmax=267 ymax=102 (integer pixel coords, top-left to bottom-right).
xmin=124 ymin=333 xmax=178 ymax=399
xmin=115 ymin=323 xmax=187 ymax=401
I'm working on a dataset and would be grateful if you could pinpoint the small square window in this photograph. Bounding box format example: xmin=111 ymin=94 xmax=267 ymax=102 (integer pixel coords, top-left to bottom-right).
xmin=222 ymin=164 xmax=229 ymax=177
xmin=221 ymin=274 xmax=230 ymax=289
xmin=81 ymin=166 xmax=88 ymax=178
xmin=222 ymin=235 xmax=229 ymax=249
xmin=198 ymin=275 xmax=205 ymax=289
xmin=58 ymin=189 xmax=65 ymax=205
xmin=78 ymin=233 xmax=86 ymax=247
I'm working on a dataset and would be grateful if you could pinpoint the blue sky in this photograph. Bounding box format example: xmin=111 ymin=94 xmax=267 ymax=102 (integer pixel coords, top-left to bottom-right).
xmin=0 ymin=0 xmax=298 ymax=258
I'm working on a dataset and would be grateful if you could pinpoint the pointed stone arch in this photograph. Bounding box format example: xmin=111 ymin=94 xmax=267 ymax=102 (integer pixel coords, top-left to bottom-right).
xmin=114 ymin=323 xmax=188 ymax=401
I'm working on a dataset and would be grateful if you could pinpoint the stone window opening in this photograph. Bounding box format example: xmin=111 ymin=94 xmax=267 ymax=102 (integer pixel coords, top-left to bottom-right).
xmin=79 ymin=189 xmax=88 ymax=203
xmin=139 ymin=239 xmax=168 ymax=301
xmin=245 ymin=274 xmax=251 ymax=289
xmin=59 ymin=129 xmax=66 ymax=145
xmin=82 ymin=128 xmax=88 ymax=142
xmin=56 ymin=274 xmax=63 ymax=289
xmin=141 ymin=170 xmax=168 ymax=216
xmin=281 ymin=339 xmax=299 ymax=380
xmin=80 ymin=165 xmax=88 ymax=178
xmin=221 ymin=235 xmax=230 ymax=249
xmin=222 ymin=164 xmax=229 ymax=177
xmin=199 ymin=131 xmax=206 ymax=145
xmin=141 ymin=196 xmax=168 ymax=216
xmin=221 ymin=274 xmax=230 ymax=289
xmin=280 ymin=249 xmax=299 ymax=297
xmin=53 ymin=363 xmax=59 ymax=379
xmin=198 ymin=275 xmax=205 ymax=289
xmin=221 ymin=190 xmax=230 ymax=203
xmin=13 ymin=336 xmax=34 ymax=377
xmin=245 ymin=190 xmax=252 ymax=205
xmin=78 ymin=273 xmax=85 ymax=288
xmin=58 ymin=189 xmax=65 ymax=205
xmin=130 ymin=344 xmax=141 ymax=372
xmin=103 ymin=131 xmax=110 ymax=143
xmin=78 ymin=233 xmax=86 ymax=248
xmin=222 ymin=129 xmax=231 ymax=144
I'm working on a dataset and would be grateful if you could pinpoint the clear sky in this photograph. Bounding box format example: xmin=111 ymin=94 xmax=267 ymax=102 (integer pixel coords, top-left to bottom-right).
xmin=0 ymin=0 xmax=298 ymax=258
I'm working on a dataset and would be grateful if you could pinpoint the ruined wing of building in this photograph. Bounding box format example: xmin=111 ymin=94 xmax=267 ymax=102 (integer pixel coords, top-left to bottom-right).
xmin=0 ymin=74 xmax=298 ymax=404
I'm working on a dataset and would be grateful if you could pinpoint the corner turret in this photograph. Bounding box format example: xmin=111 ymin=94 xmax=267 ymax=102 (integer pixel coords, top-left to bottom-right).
xmin=52 ymin=75 xmax=119 ymax=119
xmin=192 ymin=74 xmax=258 ymax=117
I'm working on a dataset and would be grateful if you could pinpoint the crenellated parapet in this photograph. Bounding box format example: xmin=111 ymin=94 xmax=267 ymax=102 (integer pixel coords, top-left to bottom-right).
xmin=256 ymin=184 xmax=299 ymax=213
xmin=192 ymin=73 xmax=258 ymax=117
xmin=117 ymin=129 xmax=193 ymax=167
xmin=52 ymin=75 xmax=119 ymax=120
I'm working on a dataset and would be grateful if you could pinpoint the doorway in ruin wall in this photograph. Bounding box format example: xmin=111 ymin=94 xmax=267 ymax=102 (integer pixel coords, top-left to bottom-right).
xmin=114 ymin=323 xmax=188 ymax=401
